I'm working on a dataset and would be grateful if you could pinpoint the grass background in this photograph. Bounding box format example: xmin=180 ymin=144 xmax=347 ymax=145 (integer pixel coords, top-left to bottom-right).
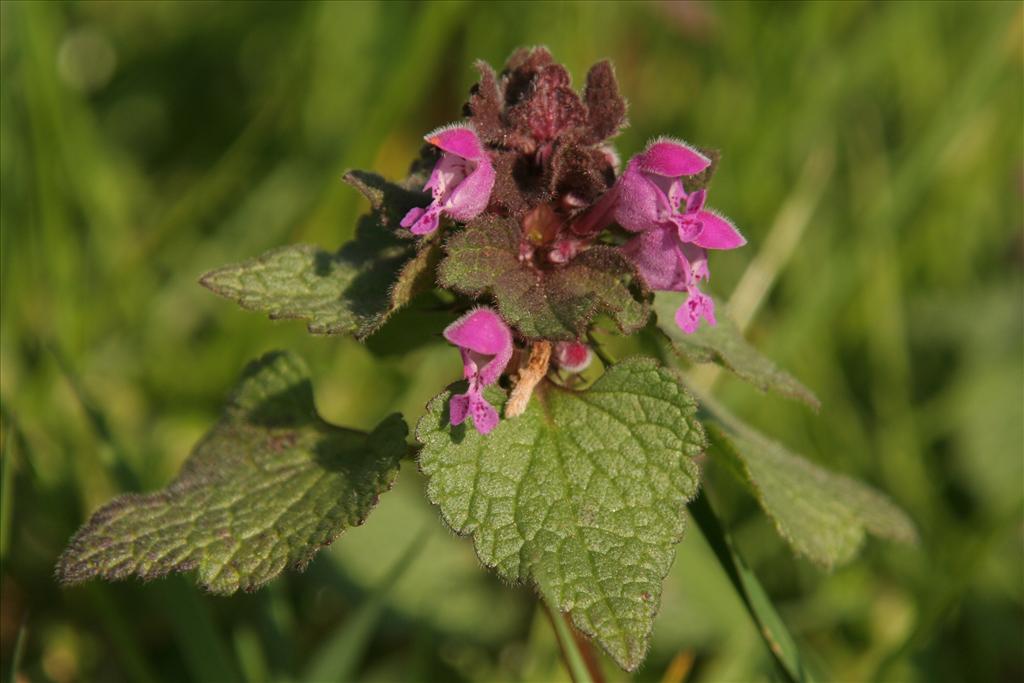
xmin=1 ymin=1 xmax=1021 ymax=681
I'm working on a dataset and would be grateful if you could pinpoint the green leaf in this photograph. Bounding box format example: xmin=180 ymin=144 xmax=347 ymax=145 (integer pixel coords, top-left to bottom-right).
xmin=201 ymin=171 xmax=438 ymax=339
xmin=438 ymin=216 xmax=650 ymax=341
xmin=655 ymin=292 xmax=820 ymax=409
xmin=416 ymin=358 xmax=705 ymax=671
xmin=342 ymin=168 xmax=430 ymax=228
xmin=707 ymin=423 xmax=917 ymax=570
xmin=57 ymin=351 xmax=408 ymax=593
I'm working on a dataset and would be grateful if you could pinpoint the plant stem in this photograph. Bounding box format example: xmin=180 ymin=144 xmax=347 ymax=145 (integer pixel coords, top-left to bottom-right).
xmin=544 ymin=600 xmax=600 ymax=683
xmin=586 ymin=333 xmax=616 ymax=367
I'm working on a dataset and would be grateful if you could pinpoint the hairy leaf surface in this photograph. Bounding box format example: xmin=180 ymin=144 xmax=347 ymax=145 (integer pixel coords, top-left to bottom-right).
xmin=417 ymin=358 xmax=704 ymax=670
xmin=57 ymin=352 xmax=408 ymax=593
xmin=708 ymin=423 xmax=917 ymax=569
xmin=201 ymin=171 xmax=436 ymax=339
xmin=656 ymin=292 xmax=819 ymax=408
xmin=438 ymin=216 xmax=650 ymax=340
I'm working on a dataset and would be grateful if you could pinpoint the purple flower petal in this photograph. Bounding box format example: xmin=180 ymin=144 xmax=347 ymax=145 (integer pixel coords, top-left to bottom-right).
xmin=400 ymin=205 xmax=441 ymax=235
xmin=636 ymin=139 xmax=711 ymax=177
xmin=610 ymin=137 xmax=743 ymax=336
xmin=685 ymin=189 xmax=707 ymax=214
xmin=445 ymin=160 xmax=496 ymax=222
xmin=400 ymin=206 xmax=425 ymax=229
xmin=468 ymin=392 xmax=499 ymax=434
xmin=622 ymin=227 xmax=687 ymax=290
xmin=691 ymin=210 xmax=746 ymax=250
xmin=675 ymin=290 xmax=716 ymax=334
xmin=427 ymin=125 xmax=487 ymax=161
xmin=443 ymin=307 xmax=513 ymax=434
xmin=612 ymin=140 xmax=713 ymax=234
xmin=449 ymin=385 xmax=500 ymax=435
xmin=449 ymin=392 xmax=470 ymax=426
xmin=613 ymin=163 xmax=675 ymax=233
xmin=403 ymin=124 xmax=495 ymax=236
xmin=680 ymin=243 xmax=710 ymax=282
xmin=444 ymin=308 xmax=513 ymax=359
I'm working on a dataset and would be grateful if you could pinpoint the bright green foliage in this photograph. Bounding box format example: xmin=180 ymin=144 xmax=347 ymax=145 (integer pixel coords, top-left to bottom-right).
xmin=655 ymin=292 xmax=820 ymax=409
xmin=708 ymin=424 xmax=917 ymax=570
xmin=438 ymin=216 xmax=650 ymax=340
xmin=56 ymin=352 xmax=408 ymax=594
xmin=201 ymin=172 xmax=437 ymax=339
xmin=416 ymin=358 xmax=705 ymax=671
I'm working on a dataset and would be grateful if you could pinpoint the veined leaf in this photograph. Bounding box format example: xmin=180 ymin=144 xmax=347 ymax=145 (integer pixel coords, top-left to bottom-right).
xmin=655 ymin=292 xmax=819 ymax=409
xmin=438 ymin=216 xmax=650 ymax=341
xmin=707 ymin=423 xmax=917 ymax=570
xmin=416 ymin=358 xmax=704 ymax=671
xmin=201 ymin=171 xmax=437 ymax=339
xmin=57 ymin=351 xmax=408 ymax=593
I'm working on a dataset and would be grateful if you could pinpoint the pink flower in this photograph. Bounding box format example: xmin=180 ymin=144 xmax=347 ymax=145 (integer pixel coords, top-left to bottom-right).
xmin=614 ymin=139 xmax=745 ymax=333
xmin=613 ymin=138 xmax=712 ymax=234
xmin=401 ymin=125 xmax=496 ymax=236
xmin=443 ymin=307 xmax=513 ymax=434
xmin=554 ymin=341 xmax=592 ymax=373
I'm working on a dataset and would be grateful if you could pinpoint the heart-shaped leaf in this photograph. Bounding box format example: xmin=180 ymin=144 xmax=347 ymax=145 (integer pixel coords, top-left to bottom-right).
xmin=201 ymin=171 xmax=437 ymax=339
xmin=57 ymin=351 xmax=408 ymax=593
xmin=416 ymin=358 xmax=704 ymax=670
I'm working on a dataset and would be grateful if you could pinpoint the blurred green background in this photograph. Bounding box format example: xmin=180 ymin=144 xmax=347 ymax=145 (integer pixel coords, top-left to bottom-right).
xmin=1 ymin=1 xmax=1021 ymax=681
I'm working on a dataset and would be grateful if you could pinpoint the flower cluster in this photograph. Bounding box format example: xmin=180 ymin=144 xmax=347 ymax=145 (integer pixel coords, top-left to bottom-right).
xmin=398 ymin=48 xmax=745 ymax=434
xmin=614 ymin=141 xmax=745 ymax=332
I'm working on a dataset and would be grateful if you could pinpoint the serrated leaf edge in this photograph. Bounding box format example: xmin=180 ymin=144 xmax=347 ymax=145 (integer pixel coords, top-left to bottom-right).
xmin=414 ymin=357 xmax=706 ymax=670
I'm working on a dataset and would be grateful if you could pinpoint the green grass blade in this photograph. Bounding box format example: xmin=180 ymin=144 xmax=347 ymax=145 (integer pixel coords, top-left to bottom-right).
xmin=688 ymin=492 xmax=817 ymax=683
xmin=85 ymin=587 xmax=163 ymax=683
xmin=3 ymin=617 xmax=27 ymax=683
xmin=0 ymin=416 xmax=15 ymax=564
xmin=302 ymin=529 xmax=429 ymax=683
xmin=152 ymin=577 xmax=243 ymax=683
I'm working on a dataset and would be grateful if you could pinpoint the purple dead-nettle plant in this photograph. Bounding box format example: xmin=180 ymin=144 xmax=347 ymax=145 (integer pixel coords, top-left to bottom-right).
xmin=58 ymin=48 xmax=917 ymax=675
